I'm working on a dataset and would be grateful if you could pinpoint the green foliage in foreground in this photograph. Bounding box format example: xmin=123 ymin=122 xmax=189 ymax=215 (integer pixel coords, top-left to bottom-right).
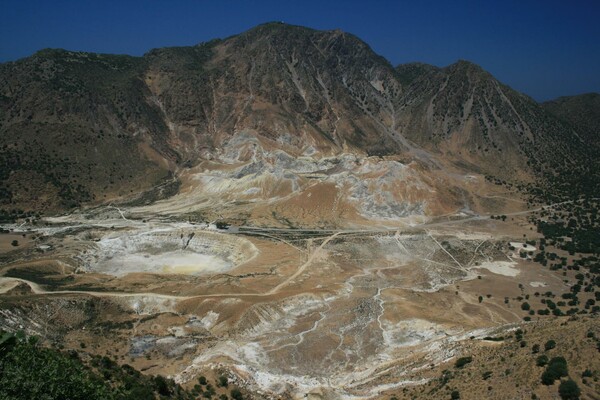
xmin=0 ymin=332 xmax=112 ymax=399
xmin=0 ymin=331 xmax=193 ymax=400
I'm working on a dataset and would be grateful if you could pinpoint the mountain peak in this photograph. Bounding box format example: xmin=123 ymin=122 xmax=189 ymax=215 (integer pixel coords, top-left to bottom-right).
xmin=445 ymin=59 xmax=489 ymax=76
xmin=395 ymin=62 xmax=440 ymax=85
xmin=453 ymin=59 xmax=480 ymax=67
xmin=1 ymin=22 xmax=596 ymax=213
xmin=243 ymin=21 xmax=317 ymax=35
xmin=248 ymin=21 xmax=349 ymax=36
xmin=231 ymin=21 xmax=365 ymax=51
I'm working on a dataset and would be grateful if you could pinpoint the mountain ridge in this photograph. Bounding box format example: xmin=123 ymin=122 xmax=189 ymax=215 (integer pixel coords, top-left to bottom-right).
xmin=543 ymin=92 xmax=600 ymax=148
xmin=1 ymin=22 xmax=597 ymax=215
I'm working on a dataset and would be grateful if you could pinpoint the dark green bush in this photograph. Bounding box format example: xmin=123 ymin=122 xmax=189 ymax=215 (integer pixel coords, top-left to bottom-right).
xmin=541 ymin=356 xmax=568 ymax=385
xmin=218 ymin=375 xmax=229 ymax=387
xmin=558 ymin=379 xmax=581 ymax=400
xmin=536 ymin=355 xmax=549 ymax=367
xmin=231 ymin=388 xmax=244 ymax=400
xmin=455 ymin=356 xmax=473 ymax=368
xmin=544 ymin=339 xmax=556 ymax=351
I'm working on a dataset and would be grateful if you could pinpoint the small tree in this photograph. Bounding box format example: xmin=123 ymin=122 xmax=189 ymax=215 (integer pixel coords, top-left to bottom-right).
xmin=536 ymin=355 xmax=548 ymax=367
xmin=217 ymin=375 xmax=228 ymax=388
xmin=153 ymin=375 xmax=172 ymax=396
xmin=455 ymin=356 xmax=473 ymax=368
xmin=582 ymin=369 xmax=593 ymax=378
xmin=541 ymin=370 xmax=556 ymax=385
xmin=541 ymin=357 xmax=568 ymax=385
xmin=451 ymin=390 xmax=460 ymax=399
xmin=544 ymin=340 xmax=556 ymax=351
xmin=558 ymin=379 xmax=581 ymax=400
xmin=230 ymin=388 xmax=243 ymax=400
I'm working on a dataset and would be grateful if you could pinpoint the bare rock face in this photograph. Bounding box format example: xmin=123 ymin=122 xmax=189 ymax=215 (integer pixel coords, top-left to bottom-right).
xmin=0 ymin=22 xmax=597 ymax=213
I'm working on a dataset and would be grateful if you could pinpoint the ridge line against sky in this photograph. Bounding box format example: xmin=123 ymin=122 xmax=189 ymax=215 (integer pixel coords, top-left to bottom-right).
xmin=1 ymin=0 xmax=599 ymax=101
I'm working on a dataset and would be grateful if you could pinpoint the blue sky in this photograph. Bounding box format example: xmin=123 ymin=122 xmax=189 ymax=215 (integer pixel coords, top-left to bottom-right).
xmin=1 ymin=0 xmax=599 ymax=101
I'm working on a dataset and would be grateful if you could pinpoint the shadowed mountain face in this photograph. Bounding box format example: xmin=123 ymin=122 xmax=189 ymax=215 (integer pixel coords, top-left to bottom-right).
xmin=543 ymin=93 xmax=600 ymax=148
xmin=0 ymin=51 xmax=173 ymax=213
xmin=0 ymin=22 xmax=597 ymax=214
xmin=394 ymin=61 xmax=594 ymax=183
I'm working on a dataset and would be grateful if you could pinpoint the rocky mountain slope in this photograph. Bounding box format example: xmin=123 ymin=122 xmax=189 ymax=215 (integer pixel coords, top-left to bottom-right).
xmin=543 ymin=92 xmax=600 ymax=148
xmin=1 ymin=22 xmax=597 ymax=215
xmin=394 ymin=61 xmax=596 ymax=192
xmin=0 ymin=50 xmax=173 ymax=214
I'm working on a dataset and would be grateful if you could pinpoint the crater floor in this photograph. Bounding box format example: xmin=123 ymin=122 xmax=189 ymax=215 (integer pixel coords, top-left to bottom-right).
xmin=82 ymin=229 xmax=258 ymax=276
xmin=0 ymin=153 xmax=569 ymax=399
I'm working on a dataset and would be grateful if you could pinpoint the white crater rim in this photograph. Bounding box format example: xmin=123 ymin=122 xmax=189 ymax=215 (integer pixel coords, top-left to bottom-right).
xmin=81 ymin=229 xmax=258 ymax=277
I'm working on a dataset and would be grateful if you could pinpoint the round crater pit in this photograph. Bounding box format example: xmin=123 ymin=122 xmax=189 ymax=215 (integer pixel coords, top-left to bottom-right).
xmin=81 ymin=229 xmax=258 ymax=277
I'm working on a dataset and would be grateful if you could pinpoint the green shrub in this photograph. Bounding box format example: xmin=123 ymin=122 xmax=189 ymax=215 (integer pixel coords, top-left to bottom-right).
xmin=231 ymin=388 xmax=244 ymax=400
xmin=536 ymin=355 xmax=549 ymax=367
xmin=541 ymin=356 xmax=568 ymax=385
xmin=455 ymin=356 xmax=473 ymax=368
xmin=218 ymin=375 xmax=229 ymax=387
xmin=558 ymin=379 xmax=581 ymax=400
xmin=541 ymin=370 xmax=556 ymax=385
xmin=544 ymin=339 xmax=556 ymax=351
